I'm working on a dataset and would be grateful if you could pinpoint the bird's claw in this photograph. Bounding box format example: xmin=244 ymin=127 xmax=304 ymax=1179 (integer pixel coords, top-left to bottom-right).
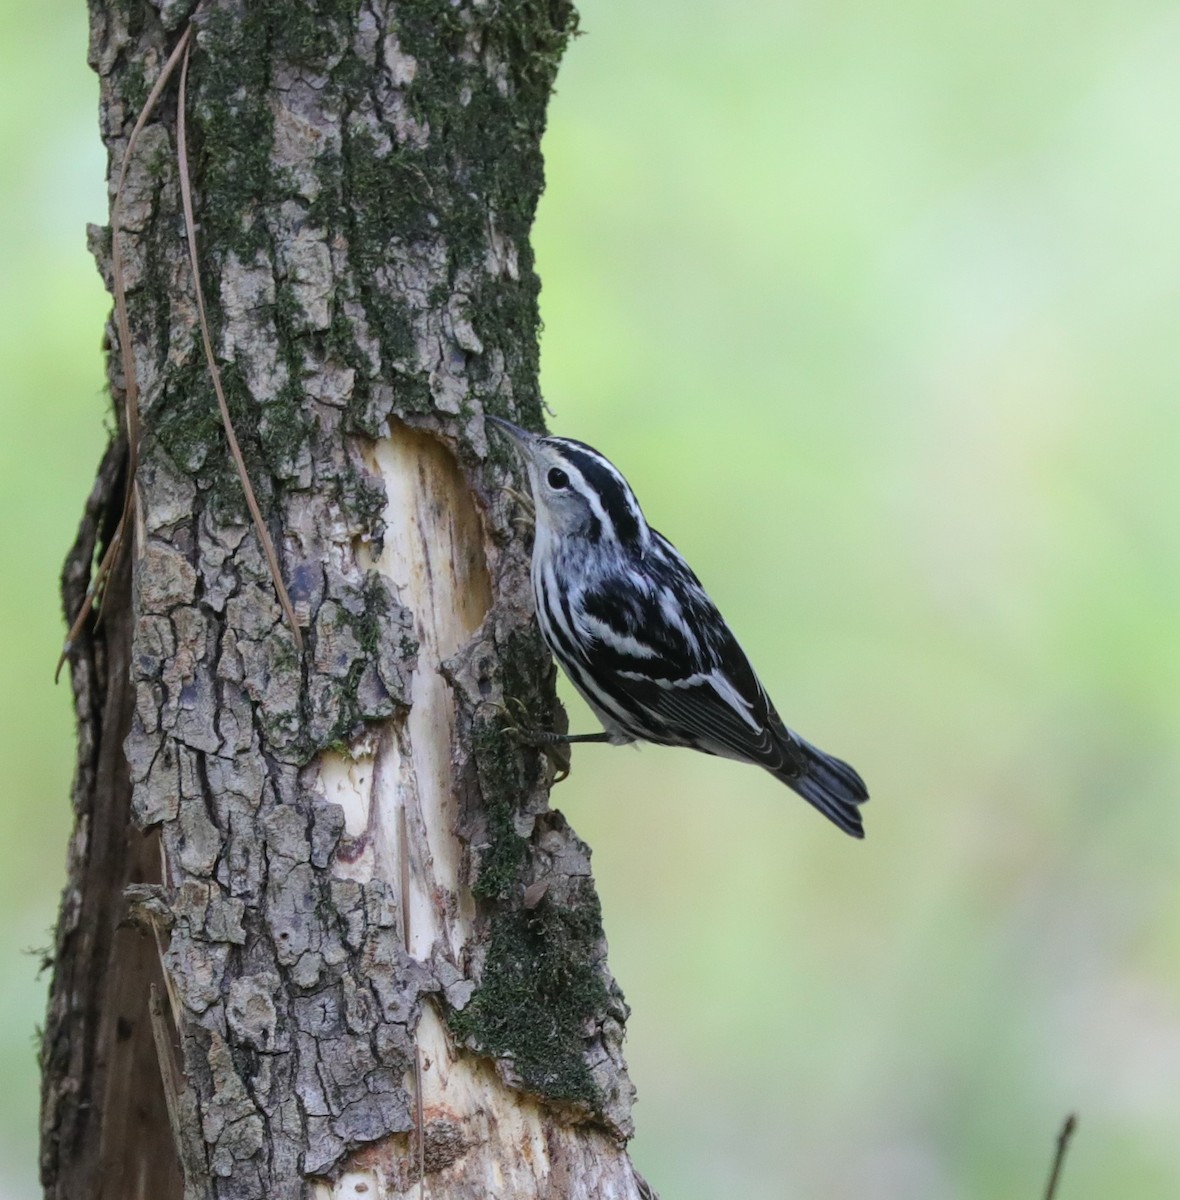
xmin=546 ymin=748 xmax=571 ymax=784
xmin=503 ymin=485 xmax=535 ymax=514
xmin=503 ymin=486 xmax=535 ymax=535
xmin=492 ymin=697 xmax=572 ymax=782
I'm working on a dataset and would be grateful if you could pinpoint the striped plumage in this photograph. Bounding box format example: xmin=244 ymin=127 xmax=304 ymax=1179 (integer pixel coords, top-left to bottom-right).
xmin=490 ymin=418 xmax=869 ymax=838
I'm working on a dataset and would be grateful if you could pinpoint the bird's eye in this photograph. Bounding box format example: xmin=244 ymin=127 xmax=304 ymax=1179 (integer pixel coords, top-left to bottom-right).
xmin=547 ymin=467 xmax=570 ymax=490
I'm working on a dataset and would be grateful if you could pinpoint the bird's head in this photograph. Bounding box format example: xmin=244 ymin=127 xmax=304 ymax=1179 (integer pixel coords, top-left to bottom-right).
xmin=488 ymin=417 xmax=649 ymax=551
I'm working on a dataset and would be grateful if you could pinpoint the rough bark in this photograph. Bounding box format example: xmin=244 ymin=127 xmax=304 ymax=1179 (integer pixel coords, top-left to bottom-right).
xmin=41 ymin=3 xmax=650 ymax=1197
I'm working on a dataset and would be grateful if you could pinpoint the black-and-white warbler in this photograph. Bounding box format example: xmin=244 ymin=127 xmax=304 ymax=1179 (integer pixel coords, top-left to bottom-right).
xmin=490 ymin=418 xmax=869 ymax=838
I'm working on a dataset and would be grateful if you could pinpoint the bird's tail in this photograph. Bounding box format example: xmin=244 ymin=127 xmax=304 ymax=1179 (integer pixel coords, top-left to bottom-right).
xmin=780 ymin=735 xmax=869 ymax=839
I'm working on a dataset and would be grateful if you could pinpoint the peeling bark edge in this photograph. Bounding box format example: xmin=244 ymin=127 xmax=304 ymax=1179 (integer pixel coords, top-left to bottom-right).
xmin=42 ymin=2 xmax=651 ymax=1198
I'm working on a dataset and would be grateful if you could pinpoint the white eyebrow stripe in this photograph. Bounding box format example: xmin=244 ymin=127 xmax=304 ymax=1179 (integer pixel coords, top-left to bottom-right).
xmin=562 ymin=460 xmax=616 ymax=541
xmin=549 ymin=440 xmax=650 ymax=550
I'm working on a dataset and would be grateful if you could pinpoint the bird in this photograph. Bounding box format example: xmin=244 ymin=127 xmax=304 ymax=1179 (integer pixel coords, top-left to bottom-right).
xmin=489 ymin=417 xmax=869 ymax=838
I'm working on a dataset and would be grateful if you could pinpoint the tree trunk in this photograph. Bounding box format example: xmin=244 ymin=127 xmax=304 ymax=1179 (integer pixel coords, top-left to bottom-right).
xmin=40 ymin=3 xmax=650 ymax=1197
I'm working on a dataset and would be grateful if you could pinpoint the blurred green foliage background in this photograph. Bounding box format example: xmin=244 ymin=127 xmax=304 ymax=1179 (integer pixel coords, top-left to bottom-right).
xmin=3 ymin=0 xmax=1180 ymax=1196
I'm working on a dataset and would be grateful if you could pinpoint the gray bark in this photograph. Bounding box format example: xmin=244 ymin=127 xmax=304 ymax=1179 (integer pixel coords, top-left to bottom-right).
xmin=40 ymin=3 xmax=650 ymax=1197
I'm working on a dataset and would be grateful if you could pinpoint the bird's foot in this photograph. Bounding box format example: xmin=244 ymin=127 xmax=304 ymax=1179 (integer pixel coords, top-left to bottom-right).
xmin=495 ymin=697 xmax=573 ymax=781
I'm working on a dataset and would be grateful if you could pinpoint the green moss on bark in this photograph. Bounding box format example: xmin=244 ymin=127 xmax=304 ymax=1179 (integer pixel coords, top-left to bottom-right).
xmin=469 ymin=715 xmax=533 ymax=901
xmin=455 ymin=624 xmax=621 ymax=1116
xmin=449 ymin=891 xmax=608 ymax=1108
xmin=469 ymin=627 xmax=561 ymax=901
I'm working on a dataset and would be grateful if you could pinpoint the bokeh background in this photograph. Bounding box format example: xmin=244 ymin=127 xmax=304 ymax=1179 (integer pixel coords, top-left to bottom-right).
xmin=4 ymin=0 xmax=1180 ymax=1196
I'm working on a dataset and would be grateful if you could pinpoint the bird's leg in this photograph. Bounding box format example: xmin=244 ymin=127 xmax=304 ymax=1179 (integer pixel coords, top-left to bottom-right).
xmin=519 ymin=730 xmax=613 ymax=746
xmin=494 ymin=697 xmax=581 ymax=781
xmin=495 ymin=695 xmax=537 ymax=737
xmin=497 ymin=698 xmax=611 ymax=748
xmin=507 ymin=728 xmax=613 ymax=784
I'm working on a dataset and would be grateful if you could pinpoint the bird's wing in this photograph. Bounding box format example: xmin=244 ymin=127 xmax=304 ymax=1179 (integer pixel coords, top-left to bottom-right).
xmin=611 ymin=646 xmax=808 ymax=776
xmin=574 ymin=534 xmax=807 ymax=774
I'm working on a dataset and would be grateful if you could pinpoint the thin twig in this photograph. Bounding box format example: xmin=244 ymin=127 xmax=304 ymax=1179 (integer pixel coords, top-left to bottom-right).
xmin=111 ymin=25 xmax=195 ymax=541
xmin=56 ymin=27 xmax=195 ymax=681
xmin=1043 ymin=1113 xmax=1077 ymax=1200
xmin=176 ymin=42 xmax=303 ymax=651
xmin=56 ymin=521 xmax=123 ymax=682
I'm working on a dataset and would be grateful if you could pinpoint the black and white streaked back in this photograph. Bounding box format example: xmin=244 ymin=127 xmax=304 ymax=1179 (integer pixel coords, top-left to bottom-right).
xmin=495 ymin=418 xmax=868 ymax=837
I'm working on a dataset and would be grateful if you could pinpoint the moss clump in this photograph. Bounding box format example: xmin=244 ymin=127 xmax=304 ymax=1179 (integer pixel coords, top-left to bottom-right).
xmin=449 ymin=892 xmax=607 ymax=1108
xmin=332 ymin=459 xmax=387 ymax=544
xmin=118 ymin=58 xmax=150 ymax=117
xmin=188 ymin=0 xmax=360 ymax=258
xmin=353 ymin=574 xmax=398 ymax=659
xmin=285 ymin=0 xmax=578 ymax=439
xmin=390 ymin=0 xmax=578 ymax=421
xmin=304 ymin=573 xmax=414 ymax=759
xmin=469 ymin=628 xmax=560 ymax=900
xmin=153 ymin=352 xmax=224 ymax=477
xmin=257 ymin=379 xmax=313 ymax=481
xmin=320 ymin=132 xmax=426 ymax=388
xmin=153 ymin=347 xmax=306 ymax=525
xmin=187 ymin=7 xmax=279 ymax=261
xmin=260 ymin=281 xmax=318 ymax=480
xmin=469 ymin=714 xmax=533 ymax=901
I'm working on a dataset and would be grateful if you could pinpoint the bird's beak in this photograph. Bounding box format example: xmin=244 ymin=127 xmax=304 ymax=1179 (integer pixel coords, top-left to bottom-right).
xmin=486 ymin=415 xmax=536 ymax=456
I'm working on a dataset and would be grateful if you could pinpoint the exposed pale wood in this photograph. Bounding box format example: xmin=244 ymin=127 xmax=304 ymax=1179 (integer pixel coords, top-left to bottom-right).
xmin=313 ymin=425 xmax=641 ymax=1195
